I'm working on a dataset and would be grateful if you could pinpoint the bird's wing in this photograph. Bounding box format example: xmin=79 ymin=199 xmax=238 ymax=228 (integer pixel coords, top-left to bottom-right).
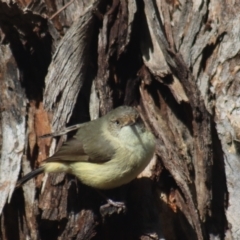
xmin=46 ymin=134 xmax=115 ymax=164
xmin=44 ymin=118 xmax=116 ymax=164
xmin=40 ymin=123 xmax=86 ymax=138
xmin=46 ymin=137 xmax=90 ymax=162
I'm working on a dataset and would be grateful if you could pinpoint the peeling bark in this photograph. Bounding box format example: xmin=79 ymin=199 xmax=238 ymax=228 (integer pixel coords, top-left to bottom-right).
xmin=0 ymin=0 xmax=236 ymax=239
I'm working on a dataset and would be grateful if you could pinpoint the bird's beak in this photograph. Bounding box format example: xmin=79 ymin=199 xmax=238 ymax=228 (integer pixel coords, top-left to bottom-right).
xmin=123 ymin=115 xmax=139 ymax=127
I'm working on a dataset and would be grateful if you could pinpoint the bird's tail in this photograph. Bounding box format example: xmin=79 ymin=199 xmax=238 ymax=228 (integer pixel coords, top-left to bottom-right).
xmin=16 ymin=167 xmax=44 ymax=188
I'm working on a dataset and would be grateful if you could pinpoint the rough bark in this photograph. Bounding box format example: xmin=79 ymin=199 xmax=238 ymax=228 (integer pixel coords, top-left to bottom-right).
xmin=0 ymin=0 xmax=237 ymax=239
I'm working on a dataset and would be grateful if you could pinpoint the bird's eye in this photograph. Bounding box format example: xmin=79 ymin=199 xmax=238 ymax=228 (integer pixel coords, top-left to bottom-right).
xmin=115 ymin=120 xmax=120 ymax=125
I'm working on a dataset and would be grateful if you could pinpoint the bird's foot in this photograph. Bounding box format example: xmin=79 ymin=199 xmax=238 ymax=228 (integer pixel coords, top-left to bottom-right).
xmin=107 ymin=199 xmax=126 ymax=208
xmin=100 ymin=199 xmax=126 ymax=216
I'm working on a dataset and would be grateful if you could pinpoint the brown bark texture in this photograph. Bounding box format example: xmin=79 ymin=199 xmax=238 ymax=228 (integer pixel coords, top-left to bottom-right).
xmin=0 ymin=0 xmax=238 ymax=239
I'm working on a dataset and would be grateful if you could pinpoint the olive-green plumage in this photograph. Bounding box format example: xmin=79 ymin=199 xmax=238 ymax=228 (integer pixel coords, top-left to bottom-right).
xmin=17 ymin=106 xmax=155 ymax=189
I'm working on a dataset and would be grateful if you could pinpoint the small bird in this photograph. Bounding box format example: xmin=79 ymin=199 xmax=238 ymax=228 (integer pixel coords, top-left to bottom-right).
xmin=17 ymin=106 xmax=156 ymax=190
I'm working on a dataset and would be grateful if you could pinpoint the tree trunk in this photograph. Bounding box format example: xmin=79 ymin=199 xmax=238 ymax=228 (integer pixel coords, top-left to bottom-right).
xmin=0 ymin=0 xmax=238 ymax=239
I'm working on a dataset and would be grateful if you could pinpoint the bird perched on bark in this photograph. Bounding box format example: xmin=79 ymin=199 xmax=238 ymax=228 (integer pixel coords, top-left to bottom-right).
xmin=17 ymin=106 xmax=155 ymax=190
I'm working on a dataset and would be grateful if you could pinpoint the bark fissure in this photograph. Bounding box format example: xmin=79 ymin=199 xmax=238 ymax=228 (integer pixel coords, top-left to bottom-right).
xmin=0 ymin=0 xmax=234 ymax=239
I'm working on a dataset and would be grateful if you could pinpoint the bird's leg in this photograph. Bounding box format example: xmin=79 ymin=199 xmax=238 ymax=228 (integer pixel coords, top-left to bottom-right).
xmin=97 ymin=190 xmax=125 ymax=207
xmin=106 ymin=198 xmax=126 ymax=208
